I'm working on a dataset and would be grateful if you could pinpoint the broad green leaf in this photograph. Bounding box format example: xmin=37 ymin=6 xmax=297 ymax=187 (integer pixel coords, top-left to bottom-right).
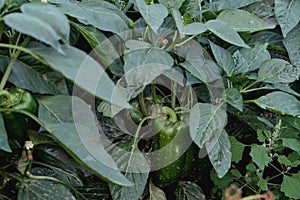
xmin=222 ymin=88 xmax=243 ymax=112
xmin=283 ymin=23 xmax=300 ymax=67
xmin=60 ymin=1 xmax=131 ymax=35
xmin=250 ymin=145 xmax=272 ymax=170
xmin=0 ymin=56 xmax=68 ymax=95
xmin=33 ymin=145 xmax=84 ymax=187
xmin=232 ymin=50 xmax=249 ymax=75
xmin=275 ymin=0 xmax=300 ymax=37
xmin=282 ymin=138 xmax=300 ymax=152
xmin=280 ymin=115 xmax=300 ymax=138
xmin=124 ymin=48 xmax=173 ymax=97
xmin=229 ymin=136 xmax=245 ymax=163
xmin=281 ymin=175 xmax=300 ymax=199
xmin=206 ymin=131 xmax=231 ymax=178
xmin=18 ymin=178 xmax=76 ymax=200
xmin=258 ymin=59 xmax=299 ymax=84
xmin=180 ymin=42 xmax=222 ymax=84
xmin=189 ymin=103 xmax=227 ymax=148
xmin=21 ymin=3 xmax=70 ymax=44
xmin=37 ymin=95 xmax=132 ymax=186
xmin=206 ymin=20 xmax=250 ymax=48
xmin=31 ymin=43 xmax=130 ymax=109
xmin=252 ymin=91 xmax=300 ymax=116
xmin=207 ymin=0 xmax=260 ymax=12
xmin=149 ymin=182 xmax=167 ymax=200
xmin=4 ymin=3 xmax=69 ymax=53
xmin=174 ymin=181 xmax=206 ymax=200
xmin=158 ymin=0 xmax=184 ymax=10
xmin=209 ymin=41 xmax=235 ymax=76
xmin=239 ymin=43 xmax=271 ymax=72
xmin=228 ymin=106 xmax=265 ymax=131
xmin=172 ymin=9 xmax=207 ymax=35
xmin=31 ymin=166 xmax=83 ymax=187
xmin=0 ymin=113 xmax=11 ymax=153
xmin=4 ymin=13 xmax=64 ymax=53
xmin=217 ymin=9 xmax=275 ymax=33
xmin=135 ymin=0 xmax=168 ymax=33
xmin=243 ymin=1 xmax=275 ymax=19
xmin=109 ymin=139 xmax=149 ymax=200
xmin=263 ymin=84 xmax=300 ymax=98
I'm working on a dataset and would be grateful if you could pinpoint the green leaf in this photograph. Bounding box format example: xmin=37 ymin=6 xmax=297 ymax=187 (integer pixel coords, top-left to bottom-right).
xmin=250 ymin=145 xmax=272 ymax=170
xmin=280 ymin=115 xmax=300 ymax=138
xmin=60 ymin=1 xmax=131 ymax=35
xmin=21 ymin=3 xmax=70 ymax=44
xmin=283 ymin=23 xmax=300 ymax=67
xmin=252 ymin=91 xmax=300 ymax=116
xmin=232 ymin=50 xmax=249 ymax=75
xmin=18 ymin=178 xmax=76 ymax=200
xmin=228 ymin=106 xmax=265 ymax=131
xmin=4 ymin=3 xmax=69 ymax=53
xmin=222 ymin=88 xmax=243 ymax=112
xmin=135 ymin=0 xmax=168 ymax=33
xmin=275 ymin=0 xmax=300 ymax=37
xmin=172 ymin=9 xmax=207 ymax=35
xmin=258 ymin=59 xmax=299 ymax=84
xmin=277 ymin=155 xmax=292 ymax=166
xmin=76 ymin=182 xmax=111 ymax=199
xmin=70 ymin=22 xmax=111 ymax=68
xmin=31 ymin=43 xmax=130 ymax=109
xmin=0 ymin=56 xmax=68 ymax=95
xmin=180 ymin=43 xmax=222 ymax=84
xmin=37 ymin=95 xmax=132 ymax=186
xmin=109 ymin=139 xmax=149 ymax=200
xmin=282 ymin=138 xmax=300 ymax=152
xmin=174 ymin=181 xmax=206 ymax=200
xmin=207 ymin=0 xmax=260 ymax=11
xmin=281 ymin=175 xmax=300 ymax=199
xmin=263 ymin=84 xmax=300 ymax=98
xmin=257 ymin=178 xmax=268 ymax=191
xmin=0 ymin=0 xmax=4 ymax=10
xmin=209 ymin=41 xmax=235 ymax=76
xmin=239 ymin=43 xmax=271 ymax=72
xmin=149 ymin=182 xmax=167 ymax=200
xmin=217 ymin=9 xmax=275 ymax=33
xmin=229 ymin=136 xmax=245 ymax=163
xmin=0 ymin=113 xmax=11 ymax=153
xmin=124 ymin=48 xmax=173 ymax=97
xmin=189 ymin=103 xmax=227 ymax=148
xmin=206 ymin=131 xmax=231 ymax=178
xmin=206 ymin=20 xmax=250 ymax=48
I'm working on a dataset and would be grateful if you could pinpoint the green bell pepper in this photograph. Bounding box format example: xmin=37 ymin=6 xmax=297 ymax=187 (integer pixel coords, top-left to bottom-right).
xmin=152 ymin=106 xmax=196 ymax=186
xmin=0 ymin=87 xmax=37 ymax=142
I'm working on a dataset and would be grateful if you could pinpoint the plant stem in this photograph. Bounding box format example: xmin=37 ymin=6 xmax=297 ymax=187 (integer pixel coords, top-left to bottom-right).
xmin=125 ymin=116 xmax=156 ymax=175
xmin=175 ymin=34 xmax=197 ymax=47
xmin=0 ymin=36 xmax=31 ymax=91
xmin=138 ymin=93 xmax=148 ymax=117
xmin=151 ymin=83 xmax=158 ymax=104
xmin=240 ymin=80 xmax=260 ymax=93
xmin=171 ymin=81 xmax=177 ymax=109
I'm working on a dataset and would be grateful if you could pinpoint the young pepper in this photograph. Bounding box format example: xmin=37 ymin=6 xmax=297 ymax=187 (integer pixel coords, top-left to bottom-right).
xmin=152 ymin=106 xmax=196 ymax=187
xmin=0 ymin=87 xmax=37 ymax=142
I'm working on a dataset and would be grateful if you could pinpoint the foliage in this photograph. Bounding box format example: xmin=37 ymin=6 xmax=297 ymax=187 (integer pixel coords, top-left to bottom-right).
xmin=0 ymin=0 xmax=299 ymax=199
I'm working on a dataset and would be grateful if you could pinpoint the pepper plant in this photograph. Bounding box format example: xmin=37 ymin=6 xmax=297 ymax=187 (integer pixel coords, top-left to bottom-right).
xmin=0 ymin=0 xmax=300 ymax=199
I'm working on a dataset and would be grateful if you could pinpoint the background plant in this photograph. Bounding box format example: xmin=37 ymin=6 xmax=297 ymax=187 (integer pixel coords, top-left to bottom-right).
xmin=0 ymin=0 xmax=299 ymax=199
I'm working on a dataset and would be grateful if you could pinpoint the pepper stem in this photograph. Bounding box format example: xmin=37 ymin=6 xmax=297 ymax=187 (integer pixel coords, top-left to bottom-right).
xmin=161 ymin=106 xmax=177 ymax=122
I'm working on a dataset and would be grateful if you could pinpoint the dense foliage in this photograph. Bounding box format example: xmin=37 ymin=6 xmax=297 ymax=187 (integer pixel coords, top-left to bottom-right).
xmin=0 ymin=0 xmax=300 ymax=199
